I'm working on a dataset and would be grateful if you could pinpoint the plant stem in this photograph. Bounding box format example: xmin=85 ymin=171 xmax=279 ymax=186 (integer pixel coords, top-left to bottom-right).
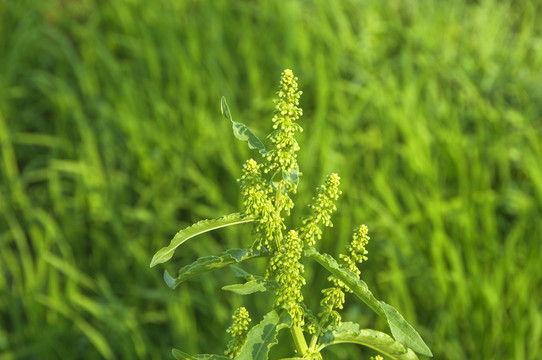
xmin=290 ymin=325 xmax=309 ymax=357
xmin=309 ymin=334 xmax=319 ymax=351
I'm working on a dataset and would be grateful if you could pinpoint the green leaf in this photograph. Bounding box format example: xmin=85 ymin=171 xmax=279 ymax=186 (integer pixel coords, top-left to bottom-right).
xmin=172 ymin=349 xmax=230 ymax=360
xmin=305 ymin=248 xmax=432 ymax=357
xmin=317 ymin=323 xmax=419 ymax=360
xmin=150 ymin=213 xmax=255 ymax=267
xmin=304 ymin=248 xmax=385 ymax=318
xmin=164 ymin=270 xmax=177 ymax=289
xmin=380 ymin=302 xmax=433 ymax=357
xmin=236 ymin=310 xmax=292 ymax=360
xmin=270 ymin=167 xmax=302 ymax=192
xmin=221 ymin=97 xmax=267 ymax=155
xmin=164 ymin=248 xmax=269 ymax=289
xmin=229 ymin=265 xmax=257 ymax=280
xmin=284 ymin=167 xmax=301 ymax=187
xmin=222 ymin=279 xmax=278 ymax=295
xmin=172 ymin=349 xmax=195 ymax=360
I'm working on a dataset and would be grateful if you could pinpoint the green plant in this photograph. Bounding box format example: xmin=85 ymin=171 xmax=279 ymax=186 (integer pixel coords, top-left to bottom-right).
xmin=150 ymin=70 xmax=432 ymax=360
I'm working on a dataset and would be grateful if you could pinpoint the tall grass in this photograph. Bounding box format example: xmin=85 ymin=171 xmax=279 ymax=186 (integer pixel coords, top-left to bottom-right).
xmin=1 ymin=0 xmax=541 ymax=359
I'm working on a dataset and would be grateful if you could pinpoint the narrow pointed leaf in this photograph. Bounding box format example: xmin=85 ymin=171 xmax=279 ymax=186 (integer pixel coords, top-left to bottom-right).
xmin=221 ymin=97 xmax=267 ymax=155
xmin=150 ymin=213 xmax=254 ymax=267
xmin=164 ymin=270 xmax=177 ymax=289
xmin=222 ymin=279 xmax=278 ymax=295
xmin=236 ymin=310 xmax=292 ymax=360
xmin=381 ymin=302 xmax=433 ymax=357
xmin=220 ymin=96 xmax=233 ymax=121
xmin=164 ymin=248 xmax=269 ymax=289
xmin=304 ymin=248 xmax=385 ymax=318
xmin=317 ymin=323 xmax=419 ymax=360
xmin=305 ymin=248 xmax=432 ymax=357
xmin=229 ymin=265 xmax=257 ymax=280
xmin=172 ymin=349 xmax=195 ymax=360
xmin=172 ymin=349 xmax=230 ymax=360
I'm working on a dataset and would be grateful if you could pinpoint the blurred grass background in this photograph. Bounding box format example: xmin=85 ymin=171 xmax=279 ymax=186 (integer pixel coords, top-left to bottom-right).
xmin=1 ymin=0 xmax=542 ymax=359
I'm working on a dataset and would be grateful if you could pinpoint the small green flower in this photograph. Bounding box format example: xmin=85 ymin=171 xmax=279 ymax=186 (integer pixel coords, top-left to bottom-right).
xmin=339 ymin=224 xmax=370 ymax=278
xmin=269 ymin=229 xmax=306 ymax=326
xmin=319 ymin=225 xmax=371 ymax=328
xmin=300 ymin=173 xmax=342 ymax=247
xmin=318 ymin=286 xmax=345 ymax=328
xmin=224 ymin=307 xmax=251 ymax=358
xmin=303 ymin=309 xmax=319 ymax=335
xmin=239 ymin=158 xmax=272 ymax=217
xmin=239 ymin=158 xmax=284 ymax=252
xmin=265 ymin=69 xmax=303 ymax=184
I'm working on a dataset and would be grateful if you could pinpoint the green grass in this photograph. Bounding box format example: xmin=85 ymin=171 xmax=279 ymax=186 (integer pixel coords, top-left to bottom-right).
xmin=1 ymin=0 xmax=541 ymax=359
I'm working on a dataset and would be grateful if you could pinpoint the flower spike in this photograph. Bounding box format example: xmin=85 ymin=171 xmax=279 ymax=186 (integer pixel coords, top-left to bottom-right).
xmin=225 ymin=307 xmax=251 ymax=358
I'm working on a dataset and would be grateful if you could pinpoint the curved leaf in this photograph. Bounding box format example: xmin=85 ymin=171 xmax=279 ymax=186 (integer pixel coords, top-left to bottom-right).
xmin=229 ymin=265 xmax=257 ymax=280
xmin=222 ymin=279 xmax=278 ymax=295
xmin=150 ymin=213 xmax=255 ymax=267
xmin=381 ymin=302 xmax=433 ymax=357
xmin=164 ymin=248 xmax=269 ymax=289
xmin=270 ymin=167 xmax=301 ymax=191
xmin=305 ymin=248 xmax=432 ymax=357
xmin=317 ymin=323 xmax=419 ymax=360
xmin=304 ymin=248 xmax=385 ymax=318
xmin=172 ymin=349 xmax=195 ymax=360
xmin=221 ymin=97 xmax=267 ymax=155
xmin=172 ymin=349 xmax=229 ymax=360
xmin=236 ymin=310 xmax=292 ymax=360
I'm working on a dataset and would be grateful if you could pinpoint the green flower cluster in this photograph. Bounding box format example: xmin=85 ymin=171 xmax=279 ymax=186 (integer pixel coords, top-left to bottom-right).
xmin=237 ymin=69 xmax=359 ymax=338
xmin=268 ymin=230 xmax=306 ymax=326
xmin=300 ymin=173 xmax=342 ymax=247
xmin=319 ymin=225 xmax=371 ymax=328
xmin=239 ymin=158 xmax=281 ymax=251
xmin=265 ymin=69 xmax=303 ymax=179
xmin=238 ymin=70 xmax=305 ymax=253
xmin=224 ymin=307 xmax=251 ymax=358
xmin=339 ymin=224 xmax=370 ymax=279
xmin=319 ymin=286 xmax=345 ymax=328
xmin=239 ymin=159 xmax=271 ymax=217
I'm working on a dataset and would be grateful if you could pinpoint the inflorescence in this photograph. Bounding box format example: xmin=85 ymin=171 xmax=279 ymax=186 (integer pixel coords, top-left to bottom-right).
xmin=236 ymin=69 xmax=370 ymax=336
xmin=225 ymin=307 xmax=251 ymax=358
xmin=319 ymin=225 xmax=371 ymax=328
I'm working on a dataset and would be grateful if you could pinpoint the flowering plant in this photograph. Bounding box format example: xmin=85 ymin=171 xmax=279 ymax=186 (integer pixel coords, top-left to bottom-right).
xmin=150 ymin=70 xmax=432 ymax=360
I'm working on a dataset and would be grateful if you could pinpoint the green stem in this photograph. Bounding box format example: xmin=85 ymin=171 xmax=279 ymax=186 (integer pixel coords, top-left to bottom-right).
xmin=309 ymin=334 xmax=319 ymax=351
xmin=308 ymin=334 xmax=323 ymax=360
xmin=291 ymin=325 xmax=309 ymax=357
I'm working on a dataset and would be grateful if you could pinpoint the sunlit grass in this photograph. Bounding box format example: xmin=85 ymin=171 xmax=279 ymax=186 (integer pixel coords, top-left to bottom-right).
xmin=1 ymin=0 xmax=541 ymax=359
